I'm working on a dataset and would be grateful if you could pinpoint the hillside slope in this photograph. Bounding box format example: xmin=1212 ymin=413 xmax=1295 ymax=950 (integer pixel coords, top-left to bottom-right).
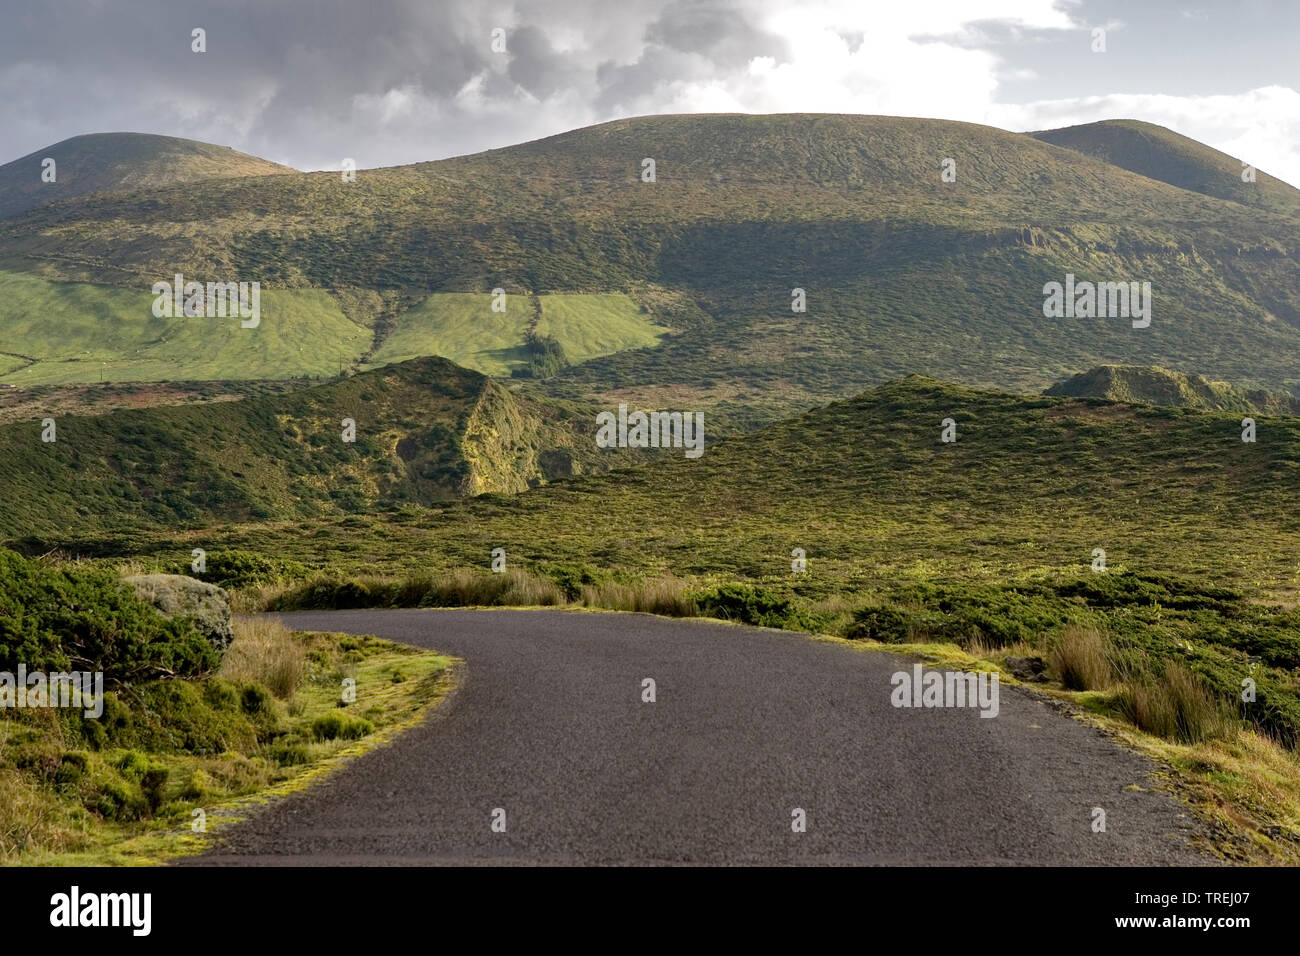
xmin=0 ymin=356 xmax=600 ymax=539
xmin=1032 ymin=119 xmax=1300 ymax=219
xmin=67 ymin=374 xmax=1300 ymax=610
xmin=0 ymin=132 xmax=294 ymax=219
xmin=1 ymin=115 xmax=1298 ymax=415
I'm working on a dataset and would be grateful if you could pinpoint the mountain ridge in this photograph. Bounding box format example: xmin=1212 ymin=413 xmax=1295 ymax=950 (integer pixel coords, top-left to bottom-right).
xmin=0 ymin=132 xmax=296 ymax=220
xmin=1 ymin=113 xmax=1297 ymax=421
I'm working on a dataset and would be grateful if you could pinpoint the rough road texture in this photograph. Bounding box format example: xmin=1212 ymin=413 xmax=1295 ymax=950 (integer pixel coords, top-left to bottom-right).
xmin=187 ymin=609 xmax=1211 ymax=865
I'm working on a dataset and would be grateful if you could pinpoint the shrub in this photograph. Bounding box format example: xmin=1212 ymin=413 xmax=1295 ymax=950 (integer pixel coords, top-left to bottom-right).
xmin=0 ymin=549 xmax=217 ymax=682
xmin=141 ymin=766 xmax=169 ymax=812
xmin=175 ymin=549 xmax=311 ymax=589
xmin=93 ymin=778 xmax=147 ymax=822
xmin=847 ymin=606 xmax=921 ymax=642
xmin=266 ymin=742 xmax=313 ymax=766
xmin=180 ymin=769 xmax=212 ymax=801
xmin=75 ymin=679 xmax=279 ymax=755
xmin=692 ymin=584 xmax=809 ymax=630
xmin=310 ymin=712 xmax=374 ymax=742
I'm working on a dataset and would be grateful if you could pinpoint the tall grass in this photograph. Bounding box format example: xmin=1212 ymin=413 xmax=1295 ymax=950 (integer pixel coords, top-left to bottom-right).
xmin=220 ymin=615 xmax=307 ymax=699
xmin=264 ymin=568 xmax=565 ymax=611
xmin=257 ymin=568 xmax=709 ymax=618
xmin=1049 ymin=624 xmax=1115 ymax=691
xmin=1115 ymin=660 xmax=1235 ymax=745
xmin=0 ymin=716 xmax=83 ymax=860
xmin=0 ymin=769 xmax=79 ymax=861
xmin=579 ymin=577 xmax=699 ymax=616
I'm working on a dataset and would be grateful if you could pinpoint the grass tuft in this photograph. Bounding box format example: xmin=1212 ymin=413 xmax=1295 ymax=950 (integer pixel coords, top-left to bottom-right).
xmin=1049 ymin=624 xmax=1115 ymax=691
xmin=220 ymin=615 xmax=308 ymax=699
xmin=1115 ymin=660 xmax=1235 ymax=745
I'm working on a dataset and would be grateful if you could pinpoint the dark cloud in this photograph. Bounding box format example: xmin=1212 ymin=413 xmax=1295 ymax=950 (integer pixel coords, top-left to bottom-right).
xmin=595 ymin=0 xmax=788 ymax=114
xmin=645 ymin=0 xmax=788 ymax=65
xmin=507 ymin=24 xmax=585 ymax=100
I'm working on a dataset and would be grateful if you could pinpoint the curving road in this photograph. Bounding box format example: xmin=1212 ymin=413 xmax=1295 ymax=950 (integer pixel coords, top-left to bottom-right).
xmin=187 ymin=608 xmax=1211 ymax=865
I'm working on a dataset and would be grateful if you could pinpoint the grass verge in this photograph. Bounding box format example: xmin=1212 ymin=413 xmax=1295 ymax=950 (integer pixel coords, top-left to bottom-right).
xmin=1 ymin=617 xmax=455 ymax=866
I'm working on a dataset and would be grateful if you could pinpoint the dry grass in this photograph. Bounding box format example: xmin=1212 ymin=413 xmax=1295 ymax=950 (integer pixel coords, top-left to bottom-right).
xmin=229 ymin=583 xmax=279 ymax=613
xmin=0 ymin=769 xmax=81 ymax=861
xmin=220 ymin=615 xmax=307 ymax=698
xmin=429 ymin=569 xmax=565 ymax=607
xmin=1049 ymin=624 xmax=1115 ymax=691
xmin=0 ymin=718 xmax=85 ymax=861
xmin=580 ymin=577 xmax=699 ymax=616
xmin=1116 ymin=660 xmax=1235 ymax=745
xmin=256 ymin=569 xmax=706 ymax=615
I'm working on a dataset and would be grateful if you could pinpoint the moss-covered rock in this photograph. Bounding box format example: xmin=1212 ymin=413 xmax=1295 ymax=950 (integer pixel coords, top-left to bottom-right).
xmin=123 ymin=573 xmax=233 ymax=653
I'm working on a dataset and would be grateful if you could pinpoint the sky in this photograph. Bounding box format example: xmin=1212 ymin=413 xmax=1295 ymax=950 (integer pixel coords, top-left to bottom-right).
xmin=2 ymin=0 xmax=1298 ymax=187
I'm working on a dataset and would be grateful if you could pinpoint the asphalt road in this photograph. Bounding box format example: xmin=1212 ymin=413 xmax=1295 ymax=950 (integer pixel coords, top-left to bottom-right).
xmin=188 ymin=608 xmax=1210 ymax=865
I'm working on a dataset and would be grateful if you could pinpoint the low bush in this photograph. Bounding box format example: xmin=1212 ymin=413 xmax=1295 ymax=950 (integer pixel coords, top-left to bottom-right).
xmin=310 ymin=711 xmax=374 ymax=742
xmin=0 ymin=549 xmax=217 ymax=682
xmin=691 ymin=583 xmax=811 ymax=630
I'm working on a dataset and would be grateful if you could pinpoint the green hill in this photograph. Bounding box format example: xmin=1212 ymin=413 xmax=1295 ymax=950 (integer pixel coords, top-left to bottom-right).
xmin=46 ymin=372 xmax=1300 ymax=605
xmin=1032 ymin=119 xmax=1300 ymax=219
xmin=38 ymin=375 xmax=1300 ymax=755
xmin=0 ymin=132 xmax=294 ymax=220
xmin=0 ymin=114 xmax=1297 ymax=423
xmin=1046 ymin=365 xmax=1300 ymax=415
xmin=0 ymin=356 xmax=602 ymax=539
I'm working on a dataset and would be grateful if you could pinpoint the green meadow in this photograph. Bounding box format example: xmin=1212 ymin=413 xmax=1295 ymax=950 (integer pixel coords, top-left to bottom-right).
xmin=366 ymin=293 xmax=531 ymax=376
xmin=368 ymin=291 xmax=667 ymax=377
xmin=535 ymin=294 xmax=667 ymax=363
xmin=0 ymin=271 xmax=369 ymax=385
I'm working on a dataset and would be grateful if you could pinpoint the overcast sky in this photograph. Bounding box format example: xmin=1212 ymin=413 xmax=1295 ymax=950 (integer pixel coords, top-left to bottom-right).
xmin=3 ymin=0 xmax=1298 ymax=186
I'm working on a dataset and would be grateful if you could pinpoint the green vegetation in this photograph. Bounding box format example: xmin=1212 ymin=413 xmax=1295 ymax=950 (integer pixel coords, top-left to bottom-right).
xmin=0 ymin=357 xmax=604 ymax=538
xmin=83 ymin=375 xmax=1300 ymax=603
xmin=367 ymin=293 xmax=531 ymax=377
xmin=4 ymin=115 xmax=1298 ymax=422
xmin=1046 ymin=364 xmax=1300 ymax=415
xmin=0 ymin=270 xmax=369 ymax=385
xmin=534 ymin=293 xmax=667 ymax=365
xmin=0 ymin=549 xmax=216 ymax=682
xmin=367 ymin=291 xmax=666 ymax=378
xmin=1033 ymin=119 xmax=1300 ymax=220
xmin=0 ymin=132 xmax=293 ymax=220
xmin=5 ymin=114 xmax=1300 ymax=862
xmin=845 ymin=573 xmax=1300 ymax=747
xmin=0 ymin=560 xmax=453 ymax=865
xmin=514 ymin=332 xmax=569 ymax=379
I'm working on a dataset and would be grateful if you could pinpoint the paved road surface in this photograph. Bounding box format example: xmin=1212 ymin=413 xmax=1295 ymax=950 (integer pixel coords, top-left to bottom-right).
xmin=187 ymin=608 xmax=1210 ymax=865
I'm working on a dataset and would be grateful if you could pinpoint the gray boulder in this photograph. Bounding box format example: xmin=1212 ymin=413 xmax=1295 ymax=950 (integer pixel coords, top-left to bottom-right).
xmin=123 ymin=574 xmax=234 ymax=653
